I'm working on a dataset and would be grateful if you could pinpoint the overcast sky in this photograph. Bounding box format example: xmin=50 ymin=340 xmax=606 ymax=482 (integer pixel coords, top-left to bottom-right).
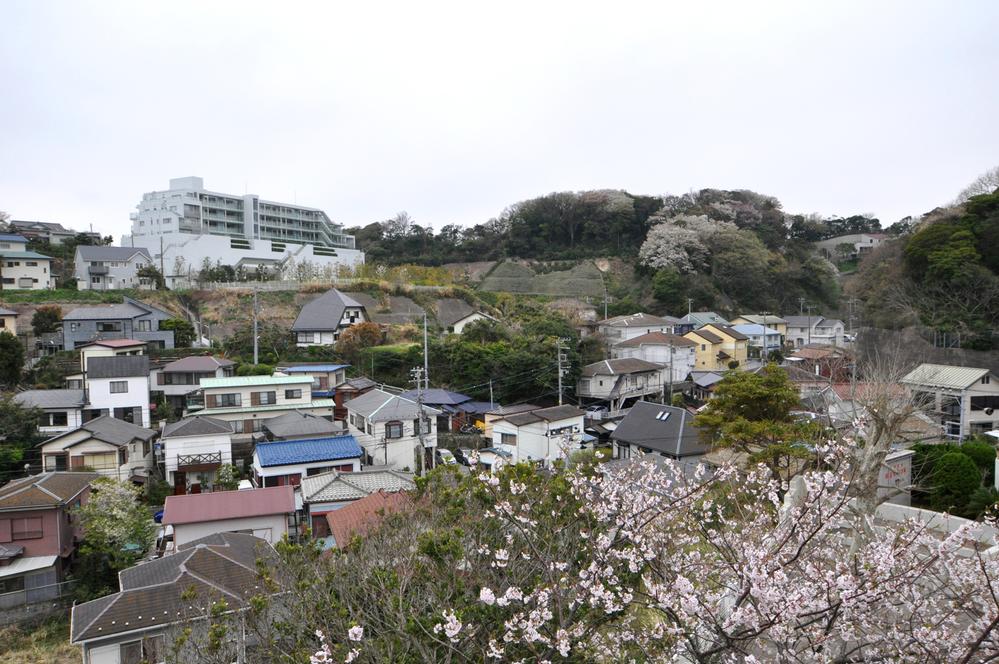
xmin=1 ymin=1 xmax=997 ymax=240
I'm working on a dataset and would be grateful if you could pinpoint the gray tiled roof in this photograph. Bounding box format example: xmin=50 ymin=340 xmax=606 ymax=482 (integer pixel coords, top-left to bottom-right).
xmin=86 ymin=355 xmax=150 ymax=379
xmin=161 ymin=355 xmax=234 ymax=373
xmin=76 ymin=246 xmax=152 ymax=262
xmin=580 ymin=358 xmax=664 ymax=377
xmin=600 ymin=312 xmax=679 ymax=327
xmin=0 ymin=307 xmax=16 ymax=316
xmin=436 ymin=298 xmax=476 ymax=327
xmin=610 ymin=401 xmax=708 ymax=458
xmin=291 ymin=289 xmax=366 ymax=331
xmin=13 ymin=389 xmax=85 ymax=409
xmin=300 ymin=469 xmax=415 ymax=503
xmin=49 ymin=415 xmax=157 ymax=447
xmin=162 ymin=416 xmax=233 ymax=438
xmin=263 ymin=411 xmax=343 ymax=439
xmin=346 ymin=389 xmax=441 ymax=422
xmin=73 ymin=533 xmax=276 ymax=644
xmin=63 ymin=303 xmax=148 ymax=320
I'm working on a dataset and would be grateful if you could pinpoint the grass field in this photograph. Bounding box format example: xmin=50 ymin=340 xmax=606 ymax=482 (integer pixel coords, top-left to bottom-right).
xmin=0 ymin=615 xmax=78 ymax=664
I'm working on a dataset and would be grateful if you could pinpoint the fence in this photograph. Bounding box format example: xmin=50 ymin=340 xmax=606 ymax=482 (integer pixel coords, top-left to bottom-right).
xmin=0 ymin=580 xmax=77 ymax=624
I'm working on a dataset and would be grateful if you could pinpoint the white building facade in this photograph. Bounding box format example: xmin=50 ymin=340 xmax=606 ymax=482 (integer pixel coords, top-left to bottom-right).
xmin=74 ymin=246 xmax=154 ymax=291
xmin=122 ymin=177 xmax=364 ymax=285
xmin=490 ymin=405 xmax=586 ymax=467
xmin=0 ymin=234 xmax=55 ymax=290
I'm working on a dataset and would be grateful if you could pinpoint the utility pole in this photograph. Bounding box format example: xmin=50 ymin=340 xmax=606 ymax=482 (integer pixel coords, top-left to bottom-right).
xmin=668 ymin=342 xmax=674 ymax=404
xmin=423 ymin=313 xmax=429 ymax=390
xmin=805 ymin=304 xmax=815 ymax=346
xmin=411 ymin=367 xmax=429 ymax=474
xmin=252 ymin=288 xmax=259 ymax=365
xmin=489 ymin=379 xmax=494 ymax=407
xmin=687 ymin=298 xmax=693 ymax=316
xmin=799 ymin=297 xmax=806 ymax=315
xmin=555 ymin=338 xmax=569 ymax=406
xmin=160 ymin=236 xmax=165 ymax=285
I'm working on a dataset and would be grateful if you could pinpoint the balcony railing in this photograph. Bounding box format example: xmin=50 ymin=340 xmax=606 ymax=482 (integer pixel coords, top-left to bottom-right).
xmin=177 ymin=451 xmax=223 ymax=470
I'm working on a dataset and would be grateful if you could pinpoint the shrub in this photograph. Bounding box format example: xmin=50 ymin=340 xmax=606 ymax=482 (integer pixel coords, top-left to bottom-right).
xmin=930 ymin=452 xmax=981 ymax=514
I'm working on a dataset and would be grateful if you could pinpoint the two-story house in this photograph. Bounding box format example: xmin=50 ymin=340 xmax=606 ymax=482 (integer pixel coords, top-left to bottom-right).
xmin=151 ymin=355 xmax=235 ymax=413
xmin=13 ymin=389 xmax=86 ymax=436
xmin=276 ymin=363 xmax=350 ymax=398
xmin=675 ymin=311 xmax=730 ymax=335
xmin=163 ymin=486 xmax=295 ymax=547
xmin=160 ymin=416 xmax=235 ymax=495
xmin=9 ymin=219 xmax=97 ymax=245
xmin=0 ymin=471 xmax=98 ymax=607
xmin=0 ymin=233 xmax=55 ymax=290
xmin=902 ymin=363 xmax=999 ymax=440
xmin=597 ymin=312 xmax=679 ymax=344
xmin=730 ymin=314 xmax=788 ymax=341
xmin=251 ymin=435 xmax=363 ymax=488
xmin=61 ymin=297 xmax=175 ymax=350
xmin=345 ymin=389 xmax=440 ymax=471
xmin=611 ymin=332 xmax=696 ymax=384
xmin=74 ymin=245 xmax=154 ymax=291
xmin=190 ymin=374 xmax=335 ymax=441
xmin=263 ymin=411 xmax=346 ymax=441
xmin=684 ymin=324 xmax=749 ymax=371
xmin=730 ymin=324 xmax=782 ymax=359
xmin=292 ymin=288 xmax=368 ymax=348
xmin=577 ymin=358 xmax=669 ymax=411
xmin=38 ymin=416 xmax=157 ymax=482
xmin=489 ymin=405 xmax=586 ymax=467
xmin=76 ymin=355 xmax=152 ymax=428
xmin=784 ymin=315 xmax=847 ymax=347
xmin=71 ymin=532 xmax=278 ymax=664
xmin=610 ymin=401 xmax=709 ymax=467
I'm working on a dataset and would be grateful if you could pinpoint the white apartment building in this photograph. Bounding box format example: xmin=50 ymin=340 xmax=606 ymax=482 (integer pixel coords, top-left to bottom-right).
xmin=0 ymin=233 xmax=55 ymax=290
xmin=122 ymin=177 xmax=364 ymax=285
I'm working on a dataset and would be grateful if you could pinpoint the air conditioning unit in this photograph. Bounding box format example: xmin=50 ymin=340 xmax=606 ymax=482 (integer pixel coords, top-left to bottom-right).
xmin=986 ymin=407 xmax=995 ymax=416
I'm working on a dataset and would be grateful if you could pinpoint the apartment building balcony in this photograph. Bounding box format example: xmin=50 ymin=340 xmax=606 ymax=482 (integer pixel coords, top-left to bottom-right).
xmin=87 ymin=264 xmax=109 ymax=275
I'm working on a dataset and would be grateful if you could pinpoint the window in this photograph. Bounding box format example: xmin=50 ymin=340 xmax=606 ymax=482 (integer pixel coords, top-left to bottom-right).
xmin=97 ymin=321 xmax=122 ymax=332
xmin=6 ymin=261 xmax=19 ymax=267
xmin=110 ymin=381 xmax=128 ymax=393
xmin=0 ymin=319 xmax=5 ymax=328
xmin=136 ymin=319 xmax=151 ymax=332
xmin=413 ymin=418 xmax=431 ymax=435
xmin=26 ymin=261 xmax=37 ymax=267
xmin=385 ymin=421 xmax=403 ymax=439
xmin=217 ymin=393 xmax=241 ymax=407
xmin=297 ymin=332 xmax=317 ymax=344
xmin=285 ymin=389 xmax=302 ymax=400
xmin=701 ymin=344 xmax=706 ymax=351
xmin=983 ymin=375 xmax=991 ymax=385
xmin=41 ymin=412 xmax=68 ymax=427
xmin=119 ymin=635 xmax=164 ymax=664
xmin=70 ymin=322 xmax=79 ymax=332
xmin=500 ymin=433 xmax=517 ymax=445
xmin=254 ymin=391 xmax=276 ymax=405
xmin=0 ymin=575 xmax=25 ymax=594
xmin=11 ymin=517 xmax=43 ymax=540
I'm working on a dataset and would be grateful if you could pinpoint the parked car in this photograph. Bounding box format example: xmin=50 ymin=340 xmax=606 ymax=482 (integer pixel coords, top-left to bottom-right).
xmin=585 ymin=404 xmax=609 ymax=420
xmin=436 ymin=449 xmax=457 ymax=465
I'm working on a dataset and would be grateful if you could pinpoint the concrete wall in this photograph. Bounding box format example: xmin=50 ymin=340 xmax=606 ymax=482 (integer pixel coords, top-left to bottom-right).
xmin=173 ymin=513 xmax=288 ymax=547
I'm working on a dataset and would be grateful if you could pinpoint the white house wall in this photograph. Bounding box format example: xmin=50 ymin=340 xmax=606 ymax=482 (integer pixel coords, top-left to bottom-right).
xmin=87 ymin=375 xmax=151 ymax=428
xmin=162 ymin=433 xmax=233 ymax=484
xmin=172 ymin=514 xmax=288 ymax=547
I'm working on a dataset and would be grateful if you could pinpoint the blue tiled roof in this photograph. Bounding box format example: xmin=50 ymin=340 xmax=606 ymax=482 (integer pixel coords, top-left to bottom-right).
xmin=255 ymin=435 xmax=362 ymax=467
xmin=282 ymin=364 xmax=351 ymax=373
xmin=0 ymin=234 xmax=27 ymax=243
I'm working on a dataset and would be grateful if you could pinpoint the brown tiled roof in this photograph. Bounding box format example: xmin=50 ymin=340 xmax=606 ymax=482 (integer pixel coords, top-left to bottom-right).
xmin=686 ymin=329 xmax=723 ymax=344
xmin=0 ymin=472 xmax=98 ymax=510
xmin=790 ymin=345 xmax=850 ymax=361
xmin=326 ymin=490 xmax=411 ymax=548
xmin=72 ymin=532 xmax=276 ymax=643
xmin=615 ymin=332 xmax=696 ymax=348
xmin=704 ymin=324 xmax=749 ymax=341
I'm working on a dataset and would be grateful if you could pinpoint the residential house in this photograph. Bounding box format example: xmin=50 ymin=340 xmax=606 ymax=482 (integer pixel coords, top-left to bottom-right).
xmin=77 ymin=355 xmax=152 ymax=428
xmin=610 ymin=401 xmax=709 ymax=470
xmin=611 ymin=332 xmax=696 ymax=383
xmin=151 ymin=355 xmax=235 ymax=412
xmin=345 ymin=389 xmax=440 ymax=471
xmin=397 ymin=387 xmax=494 ymax=432
xmin=0 ymin=306 xmax=18 ymax=335
xmin=190 ymin=374 xmax=335 ymax=441
xmin=578 ymin=358 xmax=669 ymax=410
xmin=490 ymin=405 xmax=586 ymax=467
xmin=13 ymin=389 xmax=85 ymax=436
xmin=597 ymin=312 xmax=679 ymax=344
xmin=9 ymin=219 xmax=99 ymax=245
xmin=0 ymin=233 xmax=54 ymax=290
xmin=687 ymin=370 xmax=726 ymax=401
xmin=0 ymin=471 xmax=98 ymax=608
xmin=814 ymin=233 xmax=887 ymax=259
xmin=61 ymin=297 xmax=175 ymax=350
xmin=786 ymin=344 xmax=854 ymax=380
xmin=436 ymin=298 xmax=498 ymax=334
xmin=675 ymin=311 xmax=729 ymax=335
xmin=333 ymin=376 xmax=377 ymax=420
xmin=483 ymin=403 xmax=542 ymax=440
xmin=163 ymin=485 xmax=296 ymax=546
xmin=300 ymin=469 xmax=415 ymax=544
xmin=160 ymin=416 xmax=234 ymax=495
xmin=70 ymin=532 xmax=277 ymax=663
xmin=292 ymin=288 xmax=368 ymax=347
xmin=263 ymin=411 xmax=346 ymax=441
xmin=731 ymin=314 xmax=788 ymax=340
xmin=38 ymin=416 xmax=157 ymax=481
xmin=901 ymin=363 xmax=999 ymax=440
xmin=251 ymin=435 xmax=363 ymax=488
xmin=276 ymin=363 xmax=349 ymax=398
xmin=325 ymin=490 xmax=411 ymax=549
xmin=684 ymin=324 xmax=749 ymax=371
xmin=784 ymin=315 xmax=847 ymax=347
xmin=74 ymin=245 xmax=154 ymax=291
xmin=76 ymin=339 xmax=147 ymax=373
xmin=730 ymin=324 xmax=782 ymax=359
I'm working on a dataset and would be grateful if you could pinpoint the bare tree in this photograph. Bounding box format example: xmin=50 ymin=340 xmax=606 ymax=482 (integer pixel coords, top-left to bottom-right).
xmin=954 ymin=164 xmax=999 ymax=204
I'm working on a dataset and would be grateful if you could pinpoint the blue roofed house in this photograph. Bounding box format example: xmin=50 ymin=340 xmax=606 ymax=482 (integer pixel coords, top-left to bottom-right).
xmin=730 ymin=323 xmax=783 ymax=359
xmin=252 ymin=435 xmax=363 ymax=488
xmin=0 ymin=233 xmax=55 ymax=290
xmin=398 ymin=387 xmax=493 ymax=433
